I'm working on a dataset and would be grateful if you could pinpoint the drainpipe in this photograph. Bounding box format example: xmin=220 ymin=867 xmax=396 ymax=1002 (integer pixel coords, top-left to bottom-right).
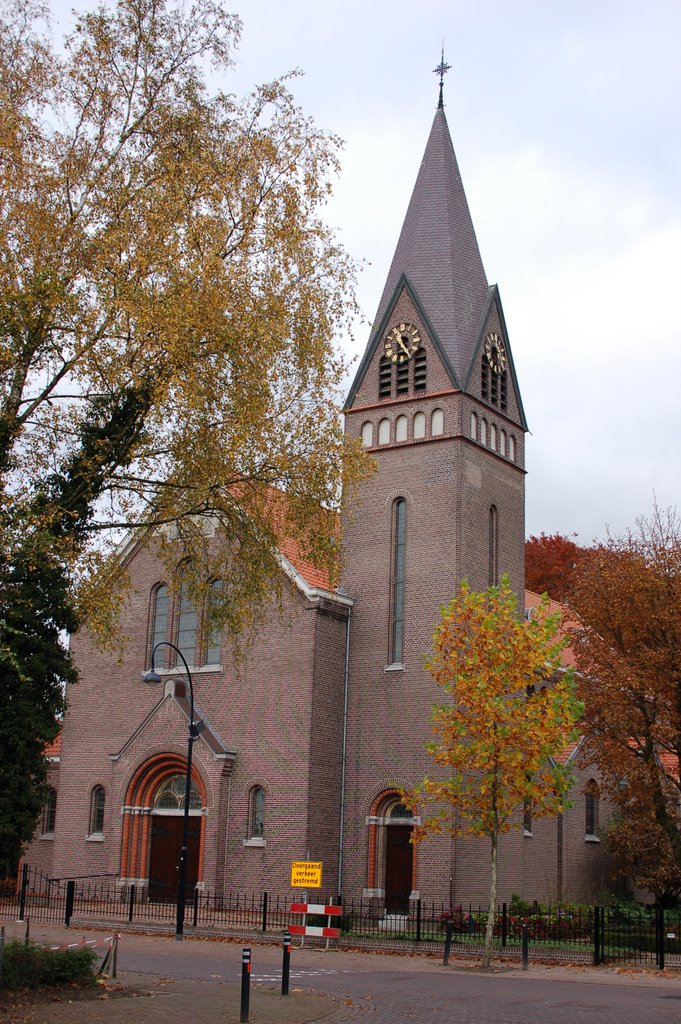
xmin=337 ymin=601 xmax=352 ymax=898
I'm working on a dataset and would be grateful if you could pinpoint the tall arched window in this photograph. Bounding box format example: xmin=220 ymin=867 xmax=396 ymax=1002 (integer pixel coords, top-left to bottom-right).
xmin=499 ymin=429 xmax=507 ymax=457
xmin=490 ymin=423 xmax=497 ymax=450
xmin=150 ymin=584 xmax=169 ymax=665
xmin=205 ymin=580 xmax=224 ymax=666
xmin=390 ymin=499 xmax=407 ymax=665
xmin=395 ymin=415 xmax=408 ymax=442
xmin=378 ymin=418 xmax=390 ymax=444
xmin=413 ymin=411 xmax=426 ymax=439
xmin=470 ymin=411 xmax=478 ymax=439
xmin=480 ymin=419 xmax=487 ymax=446
xmin=249 ymin=786 xmax=265 ymax=839
xmin=42 ymin=788 xmax=57 ymax=836
xmin=89 ymin=785 xmax=105 ymax=836
xmin=488 ymin=505 xmax=499 ymax=587
xmin=176 ymin=573 xmax=198 ymax=667
xmin=509 ymin=435 xmax=516 ymax=462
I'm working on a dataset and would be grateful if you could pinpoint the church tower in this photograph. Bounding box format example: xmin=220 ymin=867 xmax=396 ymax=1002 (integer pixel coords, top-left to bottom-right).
xmin=340 ymin=84 xmax=527 ymax=909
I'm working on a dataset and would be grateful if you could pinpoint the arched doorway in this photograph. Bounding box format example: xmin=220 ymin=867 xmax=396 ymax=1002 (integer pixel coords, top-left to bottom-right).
xmin=120 ymin=754 xmax=206 ymax=900
xmin=367 ymin=792 xmax=416 ymax=914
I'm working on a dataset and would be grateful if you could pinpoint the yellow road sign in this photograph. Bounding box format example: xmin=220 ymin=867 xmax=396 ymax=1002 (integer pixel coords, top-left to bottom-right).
xmin=290 ymin=860 xmax=322 ymax=888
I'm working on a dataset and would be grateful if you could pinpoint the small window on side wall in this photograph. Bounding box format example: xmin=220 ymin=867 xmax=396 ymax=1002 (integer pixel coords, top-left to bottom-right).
xmin=42 ymin=788 xmax=57 ymax=836
xmin=89 ymin=785 xmax=105 ymax=836
xmin=250 ymin=786 xmax=265 ymax=839
xmin=585 ymin=780 xmax=599 ymax=837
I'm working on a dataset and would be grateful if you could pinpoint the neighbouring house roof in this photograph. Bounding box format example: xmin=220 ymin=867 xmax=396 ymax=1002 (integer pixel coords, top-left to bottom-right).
xmin=524 ymin=588 xmax=576 ymax=668
xmin=44 ymin=733 xmax=62 ymax=758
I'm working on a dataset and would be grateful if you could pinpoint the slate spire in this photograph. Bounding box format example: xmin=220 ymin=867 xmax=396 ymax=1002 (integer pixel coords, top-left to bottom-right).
xmin=369 ymin=104 xmax=489 ymax=386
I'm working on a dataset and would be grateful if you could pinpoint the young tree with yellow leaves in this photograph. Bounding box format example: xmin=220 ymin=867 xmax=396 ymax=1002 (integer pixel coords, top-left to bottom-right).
xmin=0 ymin=0 xmax=366 ymax=866
xmin=407 ymin=577 xmax=581 ymax=968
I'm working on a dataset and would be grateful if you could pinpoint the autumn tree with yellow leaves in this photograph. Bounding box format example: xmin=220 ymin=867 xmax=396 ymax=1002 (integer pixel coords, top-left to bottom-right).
xmin=407 ymin=577 xmax=581 ymax=968
xmin=0 ymin=0 xmax=366 ymax=866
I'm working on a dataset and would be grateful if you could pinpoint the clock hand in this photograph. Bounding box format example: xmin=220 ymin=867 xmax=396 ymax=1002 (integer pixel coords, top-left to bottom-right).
xmin=398 ymin=335 xmax=410 ymax=356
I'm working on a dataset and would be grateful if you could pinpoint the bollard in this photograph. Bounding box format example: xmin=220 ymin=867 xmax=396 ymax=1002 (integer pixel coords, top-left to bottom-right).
xmin=18 ymin=863 xmax=28 ymax=923
xmin=282 ymin=929 xmax=291 ymax=995
xmin=240 ymin=947 xmax=251 ymax=1023
xmin=0 ymin=925 xmax=5 ymax=986
xmin=193 ymin=888 xmax=199 ymax=928
xmin=64 ymin=879 xmax=75 ymax=927
xmin=521 ymin=922 xmax=529 ymax=970
xmin=443 ymin=922 xmax=453 ymax=966
xmin=128 ymin=884 xmax=135 ymax=923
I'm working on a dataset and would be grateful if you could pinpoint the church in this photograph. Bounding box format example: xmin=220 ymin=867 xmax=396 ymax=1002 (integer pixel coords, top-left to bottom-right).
xmin=25 ymin=88 xmax=613 ymax=909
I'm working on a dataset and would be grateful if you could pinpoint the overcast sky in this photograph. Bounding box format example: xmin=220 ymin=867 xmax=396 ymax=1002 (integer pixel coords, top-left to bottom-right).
xmin=52 ymin=0 xmax=681 ymax=544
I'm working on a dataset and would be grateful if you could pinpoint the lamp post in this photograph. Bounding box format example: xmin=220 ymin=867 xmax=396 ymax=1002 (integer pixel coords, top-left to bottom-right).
xmin=143 ymin=641 xmax=202 ymax=941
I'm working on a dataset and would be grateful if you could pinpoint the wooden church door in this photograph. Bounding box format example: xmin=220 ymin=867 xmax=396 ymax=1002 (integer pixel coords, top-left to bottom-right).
xmin=384 ymin=825 xmax=413 ymax=914
xmin=148 ymin=815 xmax=201 ymax=901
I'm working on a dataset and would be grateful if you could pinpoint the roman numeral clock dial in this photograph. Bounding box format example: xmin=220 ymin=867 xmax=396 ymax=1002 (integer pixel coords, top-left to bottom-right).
xmin=384 ymin=323 xmax=421 ymax=363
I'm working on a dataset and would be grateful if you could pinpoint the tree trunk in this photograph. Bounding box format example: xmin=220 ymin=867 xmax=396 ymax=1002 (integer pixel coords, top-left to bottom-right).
xmin=482 ymin=827 xmax=498 ymax=969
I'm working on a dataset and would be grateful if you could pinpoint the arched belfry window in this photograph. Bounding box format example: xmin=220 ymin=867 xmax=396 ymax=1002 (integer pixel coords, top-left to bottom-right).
xmin=390 ymin=499 xmax=407 ymax=665
xmin=488 ymin=505 xmax=499 ymax=587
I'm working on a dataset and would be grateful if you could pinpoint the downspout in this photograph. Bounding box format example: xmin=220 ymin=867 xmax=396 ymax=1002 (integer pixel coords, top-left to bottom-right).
xmin=337 ymin=601 xmax=352 ymax=898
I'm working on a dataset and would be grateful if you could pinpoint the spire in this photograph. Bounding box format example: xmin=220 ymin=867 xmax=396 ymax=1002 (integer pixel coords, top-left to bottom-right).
xmin=368 ymin=102 xmax=489 ymax=386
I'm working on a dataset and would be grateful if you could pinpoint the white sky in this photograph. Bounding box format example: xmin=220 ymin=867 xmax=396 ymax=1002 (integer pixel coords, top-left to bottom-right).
xmin=51 ymin=0 xmax=681 ymax=544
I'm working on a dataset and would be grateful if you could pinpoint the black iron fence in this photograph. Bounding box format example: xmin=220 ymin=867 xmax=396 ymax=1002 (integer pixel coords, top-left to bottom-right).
xmin=3 ymin=865 xmax=679 ymax=969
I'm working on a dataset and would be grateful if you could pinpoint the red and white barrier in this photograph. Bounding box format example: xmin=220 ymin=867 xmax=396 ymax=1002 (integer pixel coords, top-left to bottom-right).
xmin=289 ymin=903 xmax=343 ymax=938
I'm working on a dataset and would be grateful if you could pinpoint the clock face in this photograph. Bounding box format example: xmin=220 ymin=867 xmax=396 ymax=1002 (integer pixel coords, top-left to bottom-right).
xmin=384 ymin=322 xmax=421 ymax=364
xmin=484 ymin=332 xmax=507 ymax=374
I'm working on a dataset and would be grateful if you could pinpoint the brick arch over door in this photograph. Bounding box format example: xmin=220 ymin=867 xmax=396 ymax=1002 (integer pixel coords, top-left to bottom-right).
xmin=120 ymin=752 xmax=207 ymax=886
xmin=367 ymin=790 xmax=417 ymax=912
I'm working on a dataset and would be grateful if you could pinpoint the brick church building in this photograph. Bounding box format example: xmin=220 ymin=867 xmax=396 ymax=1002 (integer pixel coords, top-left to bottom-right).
xmin=26 ymin=94 xmax=613 ymax=907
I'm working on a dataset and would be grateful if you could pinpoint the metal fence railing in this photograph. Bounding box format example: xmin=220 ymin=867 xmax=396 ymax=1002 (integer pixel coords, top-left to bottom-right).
xmin=2 ymin=865 xmax=679 ymax=969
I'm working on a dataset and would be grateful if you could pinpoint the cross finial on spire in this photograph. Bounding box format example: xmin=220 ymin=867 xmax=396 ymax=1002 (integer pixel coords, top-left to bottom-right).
xmin=433 ymin=45 xmax=451 ymax=109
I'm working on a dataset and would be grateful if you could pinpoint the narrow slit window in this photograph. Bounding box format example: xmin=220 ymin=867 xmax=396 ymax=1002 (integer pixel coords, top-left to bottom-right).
xmin=470 ymin=412 xmax=478 ymax=440
xmin=413 ymin=412 xmax=426 ymax=439
xmin=391 ymin=499 xmax=407 ymax=665
xmin=378 ymin=418 xmax=390 ymax=444
xmin=205 ymin=579 xmax=224 ymax=666
xmin=489 ymin=505 xmax=499 ymax=587
xmin=395 ymin=415 xmax=408 ymax=442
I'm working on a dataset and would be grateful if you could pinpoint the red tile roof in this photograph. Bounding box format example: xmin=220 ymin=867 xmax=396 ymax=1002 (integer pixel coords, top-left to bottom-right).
xmin=524 ymin=589 xmax=576 ymax=668
xmin=44 ymin=733 xmax=62 ymax=757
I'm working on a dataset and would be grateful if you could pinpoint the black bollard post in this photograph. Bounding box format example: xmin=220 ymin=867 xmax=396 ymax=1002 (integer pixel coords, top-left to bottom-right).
xmin=240 ymin=947 xmax=251 ymax=1023
xmin=64 ymin=880 xmax=75 ymax=927
xmin=521 ymin=922 xmax=529 ymax=970
xmin=18 ymin=864 xmax=28 ymax=923
xmin=443 ymin=922 xmax=453 ymax=966
xmin=282 ymin=929 xmax=291 ymax=995
xmin=128 ymin=884 xmax=135 ymax=923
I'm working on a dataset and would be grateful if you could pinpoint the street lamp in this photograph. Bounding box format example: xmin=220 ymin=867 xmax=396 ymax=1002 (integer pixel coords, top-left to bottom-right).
xmin=143 ymin=641 xmax=203 ymax=941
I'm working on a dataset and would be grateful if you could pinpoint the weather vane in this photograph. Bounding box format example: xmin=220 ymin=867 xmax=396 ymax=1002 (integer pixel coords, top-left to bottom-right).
xmin=433 ymin=45 xmax=451 ymax=108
